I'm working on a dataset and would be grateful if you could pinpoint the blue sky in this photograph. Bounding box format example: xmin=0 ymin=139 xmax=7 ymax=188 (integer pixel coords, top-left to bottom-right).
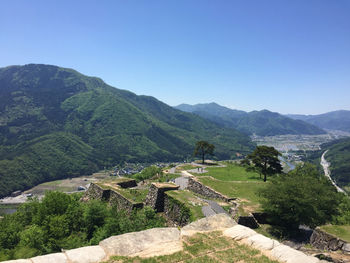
xmin=1 ymin=0 xmax=349 ymax=114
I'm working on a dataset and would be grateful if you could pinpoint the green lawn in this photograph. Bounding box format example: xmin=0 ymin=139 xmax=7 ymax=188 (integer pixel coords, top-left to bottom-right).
xmin=320 ymin=225 xmax=350 ymax=242
xmin=198 ymin=177 xmax=265 ymax=205
xmin=104 ymin=231 xmax=279 ymax=263
xmin=203 ymin=163 xmax=261 ymax=181
xmin=115 ymin=188 xmax=149 ymax=203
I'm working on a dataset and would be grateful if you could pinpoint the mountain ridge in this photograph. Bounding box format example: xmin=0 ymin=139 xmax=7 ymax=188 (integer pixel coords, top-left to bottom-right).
xmin=175 ymin=103 xmax=326 ymax=136
xmin=287 ymin=110 xmax=350 ymax=132
xmin=0 ymin=64 xmax=254 ymax=197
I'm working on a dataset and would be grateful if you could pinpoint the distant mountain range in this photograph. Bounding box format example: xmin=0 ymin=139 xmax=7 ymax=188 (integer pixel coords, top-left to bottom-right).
xmin=0 ymin=64 xmax=254 ymax=197
xmin=287 ymin=111 xmax=350 ymax=133
xmin=175 ymin=103 xmax=326 ymax=136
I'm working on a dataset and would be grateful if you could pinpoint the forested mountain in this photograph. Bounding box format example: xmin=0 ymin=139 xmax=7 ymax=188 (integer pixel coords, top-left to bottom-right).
xmin=321 ymin=138 xmax=350 ymax=191
xmin=287 ymin=110 xmax=350 ymax=132
xmin=0 ymin=64 xmax=254 ymax=197
xmin=175 ymin=103 xmax=326 ymax=136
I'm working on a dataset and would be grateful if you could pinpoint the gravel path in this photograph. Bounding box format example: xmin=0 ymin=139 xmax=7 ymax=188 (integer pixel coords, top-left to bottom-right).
xmin=174 ymin=177 xmax=189 ymax=190
xmin=202 ymin=206 xmax=217 ymax=217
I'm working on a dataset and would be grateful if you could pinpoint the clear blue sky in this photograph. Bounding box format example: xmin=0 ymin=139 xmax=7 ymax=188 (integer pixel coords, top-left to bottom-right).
xmin=1 ymin=0 xmax=349 ymax=114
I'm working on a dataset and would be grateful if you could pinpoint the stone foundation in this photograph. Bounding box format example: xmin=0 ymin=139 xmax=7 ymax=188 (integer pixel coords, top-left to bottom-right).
xmin=83 ymin=183 xmax=143 ymax=212
xmin=310 ymin=228 xmax=350 ymax=253
xmin=187 ymin=177 xmax=233 ymax=202
xmin=145 ymin=183 xmax=179 ymax=212
xmin=164 ymin=192 xmax=191 ymax=226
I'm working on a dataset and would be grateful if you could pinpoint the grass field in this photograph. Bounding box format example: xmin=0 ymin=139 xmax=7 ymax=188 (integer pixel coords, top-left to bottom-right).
xmin=320 ymin=225 xmax=350 ymax=242
xmin=198 ymin=177 xmax=265 ymax=207
xmin=115 ymin=188 xmax=149 ymax=203
xmin=104 ymin=231 xmax=279 ymax=263
xmin=202 ymin=163 xmax=261 ymax=181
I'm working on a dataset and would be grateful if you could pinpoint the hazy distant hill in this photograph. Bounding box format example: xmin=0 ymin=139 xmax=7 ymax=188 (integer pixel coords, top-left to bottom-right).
xmin=0 ymin=64 xmax=254 ymax=197
xmin=287 ymin=110 xmax=350 ymax=133
xmin=175 ymin=103 xmax=326 ymax=136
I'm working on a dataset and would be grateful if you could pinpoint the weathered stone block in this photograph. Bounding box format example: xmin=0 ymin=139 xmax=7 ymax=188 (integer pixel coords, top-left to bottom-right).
xmin=99 ymin=227 xmax=181 ymax=257
xmin=1 ymin=260 xmax=32 ymax=263
xmin=31 ymin=252 xmax=67 ymax=263
xmin=246 ymin=234 xmax=280 ymax=250
xmin=65 ymin=245 xmax=107 ymax=263
xmin=181 ymin=213 xmax=236 ymax=236
xmin=271 ymin=244 xmax=319 ymax=263
xmin=223 ymin=224 xmax=257 ymax=240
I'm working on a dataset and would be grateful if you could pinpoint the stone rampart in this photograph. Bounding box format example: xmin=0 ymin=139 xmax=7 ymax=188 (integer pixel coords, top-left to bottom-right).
xmin=187 ymin=177 xmax=232 ymax=202
xmin=109 ymin=189 xmax=143 ymax=212
xmin=145 ymin=183 xmax=179 ymax=212
xmin=82 ymin=183 xmax=143 ymax=212
xmin=116 ymin=179 xmax=137 ymax=188
xmin=310 ymin=227 xmax=350 ymax=253
xmin=163 ymin=192 xmax=191 ymax=226
xmin=82 ymin=183 xmax=110 ymax=201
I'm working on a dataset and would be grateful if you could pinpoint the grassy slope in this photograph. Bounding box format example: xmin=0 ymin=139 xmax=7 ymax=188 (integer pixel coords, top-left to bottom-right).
xmin=320 ymin=225 xmax=350 ymax=243
xmin=196 ymin=163 xmax=267 ymax=213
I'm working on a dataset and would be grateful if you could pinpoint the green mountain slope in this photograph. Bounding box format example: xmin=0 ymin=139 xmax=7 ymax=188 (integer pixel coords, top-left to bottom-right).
xmin=0 ymin=64 xmax=254 ymax=197
xmin=321 ymin=138 xmax=350 ymax=191
xmin=175 ymin=103 xmax=326 ymax=136
xmin=287 ymin=110 xmax=350 ymax=132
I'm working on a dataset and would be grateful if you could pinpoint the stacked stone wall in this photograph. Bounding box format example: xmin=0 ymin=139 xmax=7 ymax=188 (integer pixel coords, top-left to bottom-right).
xmin=164 ymin=193 xmax=191 ymax=226
xmin=310 ymin=228 xmax=350 ymax=253
xmin=145 ymin=183 xmax=179 ymax=212
xmin=116 ymin=179 xmax=137 ymax=188
xmin=109 ymin=190 xmax=143 ymax=212
xmin=82 ymin=183 xmax=110 ymax=201
xmin=83 ymin=183 xmax=143 ymax=212
xmin=187 ymin=177 xmax=232 ymax=202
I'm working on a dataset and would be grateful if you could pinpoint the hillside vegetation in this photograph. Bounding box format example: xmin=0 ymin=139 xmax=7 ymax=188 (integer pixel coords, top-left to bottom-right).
xmin=0 ymin=191 xmax=165 ymax=261
xmin=0 ymin=64 xmax=254 ymax=197
xmin=322 ymin=138 xmax=350 ymax=191
xmin=175 ymin=103 xmax=325 ymax=136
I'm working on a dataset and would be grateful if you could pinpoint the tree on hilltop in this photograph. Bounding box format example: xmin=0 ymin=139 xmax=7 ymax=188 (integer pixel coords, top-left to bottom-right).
xmin=243 ymin=145 xmax=282 ymax=182
xmin=194 ymin=141 xmax=215 ymax=164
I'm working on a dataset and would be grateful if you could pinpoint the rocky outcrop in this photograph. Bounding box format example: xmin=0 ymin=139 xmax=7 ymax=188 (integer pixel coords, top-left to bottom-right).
xmin=145 ymin=183 xmax=179 ymax=212
xmin=310 ymin=227 xmax=349 ymax=252
xmin=187 ymin=177 xmax=233 ymax=202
